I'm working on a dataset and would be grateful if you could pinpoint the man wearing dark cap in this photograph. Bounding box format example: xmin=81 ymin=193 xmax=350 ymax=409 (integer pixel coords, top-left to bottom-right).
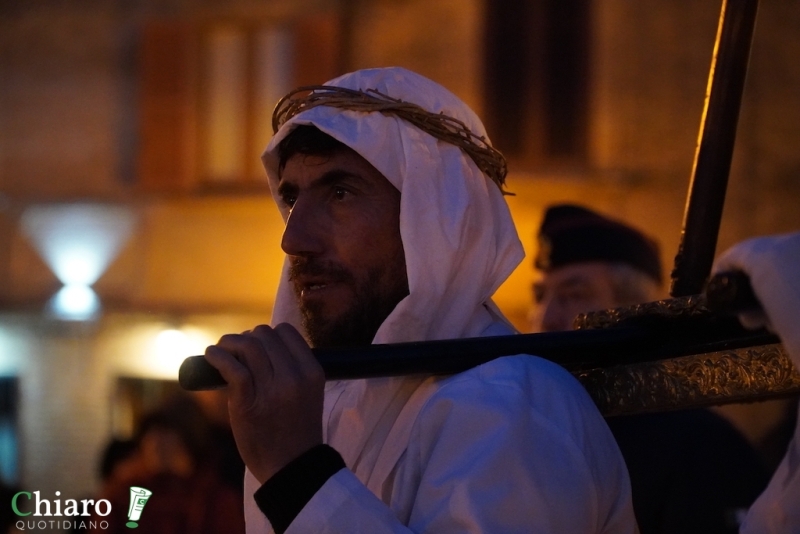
xmin=532 ymin=204 xmax=771 ymax=534
xmin=531 ymin=204 xmax=662 ymax=332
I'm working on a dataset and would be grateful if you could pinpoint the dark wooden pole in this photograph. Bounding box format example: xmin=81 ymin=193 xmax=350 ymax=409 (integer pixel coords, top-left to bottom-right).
xmin=670 ymin=0 xmax=760 ymax=297
xmin=179 ymin=308 xmax=776 ymax=391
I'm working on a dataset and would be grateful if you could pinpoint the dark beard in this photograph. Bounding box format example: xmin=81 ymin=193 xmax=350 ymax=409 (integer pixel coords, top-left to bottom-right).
xmin=289 ymin=258 xmax=409 ymax=348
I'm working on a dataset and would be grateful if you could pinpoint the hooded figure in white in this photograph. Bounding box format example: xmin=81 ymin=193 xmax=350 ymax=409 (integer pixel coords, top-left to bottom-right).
xmin=713 ymin=232 xmax=800 ymax=534
xmin=236 ymin=67 xmax=637 ymax=533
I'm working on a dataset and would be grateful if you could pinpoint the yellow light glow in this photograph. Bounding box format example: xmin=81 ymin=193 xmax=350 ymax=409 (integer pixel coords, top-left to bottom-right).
xmin=144 ymin=327 xmax=215 ymax=380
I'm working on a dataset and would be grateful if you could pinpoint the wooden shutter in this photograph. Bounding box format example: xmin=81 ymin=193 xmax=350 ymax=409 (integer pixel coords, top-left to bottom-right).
xmin=483 ymin=0 xmax=589 ymax=166
xmin=293 ymin=15 xmax=343 ymax=87
xmin=138 ymin=20 xmax=196 ymax=193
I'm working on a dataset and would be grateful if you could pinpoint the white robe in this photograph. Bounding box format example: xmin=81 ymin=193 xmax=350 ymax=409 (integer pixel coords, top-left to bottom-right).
xmin=244 ymin=322 xmax=636 ymax=533
xmin=740 ymin=405 xmax=800 ymax=532
xmin=714 ymin=232 xmax=800 ymax=533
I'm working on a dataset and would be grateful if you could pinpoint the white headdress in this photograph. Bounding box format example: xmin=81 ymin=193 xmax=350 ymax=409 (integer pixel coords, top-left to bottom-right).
xmin=262 ymin=67 xmax=524 ymax=344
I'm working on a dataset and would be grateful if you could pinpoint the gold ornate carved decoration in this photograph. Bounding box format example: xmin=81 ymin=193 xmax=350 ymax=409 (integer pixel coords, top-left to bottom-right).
xmin=577 ymin=343 xmax=800 ymax=417
xmin=569 ymin=295 xmax=800 ymax=415
xmin=574 ymin=295 xmax=709 ymax=331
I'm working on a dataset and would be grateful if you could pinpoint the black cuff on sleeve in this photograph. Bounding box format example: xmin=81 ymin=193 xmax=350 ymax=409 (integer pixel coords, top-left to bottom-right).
xmin=253 ymin=444 xmax=346 ymax=534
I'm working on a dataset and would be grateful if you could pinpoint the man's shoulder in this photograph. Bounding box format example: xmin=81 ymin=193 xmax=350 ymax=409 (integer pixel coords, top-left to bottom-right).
xmin=421 ymin=354 xmax=595 ymax=418
xmin=405 ymin=354 xmax=618 ymax=469
xmin=444 ymin=353 xmax=583 ymax=393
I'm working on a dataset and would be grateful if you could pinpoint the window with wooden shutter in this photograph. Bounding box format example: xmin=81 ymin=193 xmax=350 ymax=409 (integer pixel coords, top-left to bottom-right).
xmin=483 ymin=0 xmax=590 ymax=169
xmin=137 ymin=15 xmax=343 ymax=193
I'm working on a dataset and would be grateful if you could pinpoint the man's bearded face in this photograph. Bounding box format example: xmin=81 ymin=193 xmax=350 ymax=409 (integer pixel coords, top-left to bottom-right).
xmin=278 ymin=148 xmax=409 ymax=348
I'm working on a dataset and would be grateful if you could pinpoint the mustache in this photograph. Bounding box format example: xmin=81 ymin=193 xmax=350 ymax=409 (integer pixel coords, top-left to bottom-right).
xmin=288 ymin=257 xmax=354 ymax=284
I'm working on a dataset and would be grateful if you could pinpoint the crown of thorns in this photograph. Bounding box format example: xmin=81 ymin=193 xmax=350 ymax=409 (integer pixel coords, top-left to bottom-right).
xmin=272 ymin=85 xmax=510 ymax=194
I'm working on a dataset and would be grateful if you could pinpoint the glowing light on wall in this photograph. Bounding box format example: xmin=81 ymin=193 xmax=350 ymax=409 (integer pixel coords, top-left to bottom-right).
xmin=49 ymin=284 xmax=101 ymax=321
xmin=145 ymin=327 xmax=214 ymax=379
xmin=20 ymin=203 xmax=136 ymax=321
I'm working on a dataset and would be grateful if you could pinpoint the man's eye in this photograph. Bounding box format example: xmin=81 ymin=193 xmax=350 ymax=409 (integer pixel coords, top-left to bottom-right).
xmin=333 ymin=186 xmax=349 ymax=200
xmin=281 ymin=194 xmax=297 ymax=207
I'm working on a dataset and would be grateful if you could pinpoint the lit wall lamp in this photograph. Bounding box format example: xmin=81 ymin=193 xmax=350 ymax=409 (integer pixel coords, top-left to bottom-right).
xmin=20 ymin=203 xmax=137 ymax=321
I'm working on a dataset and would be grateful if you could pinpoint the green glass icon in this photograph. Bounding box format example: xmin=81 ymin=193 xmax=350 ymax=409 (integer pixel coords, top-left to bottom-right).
xmin=125 ymin=486 xmax=153 ymax=528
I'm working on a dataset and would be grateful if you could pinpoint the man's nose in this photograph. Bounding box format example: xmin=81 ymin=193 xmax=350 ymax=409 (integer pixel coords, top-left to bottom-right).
xmin=281 ymin=199 xmax=326 ymax=257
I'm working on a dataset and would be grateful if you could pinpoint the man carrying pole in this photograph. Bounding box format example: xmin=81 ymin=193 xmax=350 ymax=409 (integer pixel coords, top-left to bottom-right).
xmin=200 ymin=65 xmax=800 ymax=532
xmin=204 ymin=66 xmax=638 ymax=533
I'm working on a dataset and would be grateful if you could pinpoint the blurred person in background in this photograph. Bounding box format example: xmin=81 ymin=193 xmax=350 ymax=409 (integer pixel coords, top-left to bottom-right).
xmin=530 ymin=204 xmax=663 ymax=332
xmin=92 ymin=395 xmax=245 ymax=534
xmin=531 ymin=204 xmax=770 ymax=534
xmin=72 ymin=438 xmax=140 ymax=534
xmin=98 ymin=439 xmax=140 ymax=487
xmin=192 ymin=389 xmax=246 ymax=496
